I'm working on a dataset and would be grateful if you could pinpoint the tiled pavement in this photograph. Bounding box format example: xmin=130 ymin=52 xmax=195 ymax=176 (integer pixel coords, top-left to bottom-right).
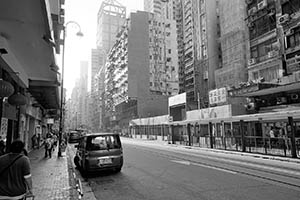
xmin=28 ymin=145 xmax=97 ymax=200
xmin=28 ymin=146 xmax=73 ymax=200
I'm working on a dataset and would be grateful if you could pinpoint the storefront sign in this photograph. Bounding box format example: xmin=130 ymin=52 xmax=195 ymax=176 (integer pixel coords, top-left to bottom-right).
xmin=47 ymin=118 xmax=54 ymax=124
xmin=0 ymin=118 xmax=8 ymax=140
xmin=229 ymin=84 xmax=259 ymax=97
xmin=186 ymin=105 xmax=232 ymax=121
xmin=209 ymin=87 xmax=227 ymax=105
xmin=169 ymin=92 xmax=186 ymax=107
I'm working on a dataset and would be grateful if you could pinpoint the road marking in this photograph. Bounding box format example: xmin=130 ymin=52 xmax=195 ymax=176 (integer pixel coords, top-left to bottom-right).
xmin=170 ymin=159 xmax=237 ymax=174
xmin=192 ymin=163 xmax=237 ymax=174
xmin=171 ymin=160 xmax=191 ymax=165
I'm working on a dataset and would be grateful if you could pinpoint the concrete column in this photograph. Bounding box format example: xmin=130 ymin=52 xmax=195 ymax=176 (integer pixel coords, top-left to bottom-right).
xmin=221 ymin=121 xmax=226 ymax=150
xmin=240 ymin=120 xmax=246 ymax=152
xmin=209 ymin=122 xmax=213 ymax=148
xmin=187 ymin=123 xmax=191 ymax=146
xmin=288 ymin=117 xmax=297 ymax=158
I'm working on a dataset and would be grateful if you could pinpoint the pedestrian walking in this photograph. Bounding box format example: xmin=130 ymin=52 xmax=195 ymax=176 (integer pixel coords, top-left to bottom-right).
xmin=0 ymin=140 xmax=33 ymax=199
xmin=31 ymin=134 xmax=37 ymax=149
xmin=44 ymin=135 xmax=53 ymax=158
xmin=52 ymin=134 xmax=58 ymax=151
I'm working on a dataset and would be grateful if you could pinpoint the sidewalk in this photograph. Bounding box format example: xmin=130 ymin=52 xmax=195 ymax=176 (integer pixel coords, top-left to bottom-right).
xmin=28 ymin=146 xmax=72 ymax=200
xmin=28 ymin=145 xmax=97 ymax=200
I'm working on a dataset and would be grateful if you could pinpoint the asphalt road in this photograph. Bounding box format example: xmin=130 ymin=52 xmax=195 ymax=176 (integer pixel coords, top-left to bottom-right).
xmin=70 ymin=137 xmax=300 ymax=200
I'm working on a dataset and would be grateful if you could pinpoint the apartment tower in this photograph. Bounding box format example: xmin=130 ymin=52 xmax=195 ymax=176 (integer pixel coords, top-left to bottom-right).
xmin=91 ymin=0 xmax=126 ymax=131
xmin=104 ymin=11 xmax=179 ymax=129
xmin=182 ymin=0 xmax=219 ymax=110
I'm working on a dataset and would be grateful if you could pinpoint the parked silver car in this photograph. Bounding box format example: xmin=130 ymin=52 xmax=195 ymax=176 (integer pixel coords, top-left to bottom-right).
xmin=74 ymin=132 xmax=123 ymax=173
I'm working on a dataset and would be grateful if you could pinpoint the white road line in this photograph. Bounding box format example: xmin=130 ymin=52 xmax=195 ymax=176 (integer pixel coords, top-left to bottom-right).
xmin=170 ymin=159 xmax=237 ymax=174
xmin=170 ymin=160 xmax=191 ymax=165
xmin=192 ymin=163 xmax=237 ymax=174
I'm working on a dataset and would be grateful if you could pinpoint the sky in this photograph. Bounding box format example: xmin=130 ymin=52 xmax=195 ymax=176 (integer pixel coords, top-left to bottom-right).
xmin=61 ymin=0 xmax=144 ymax=98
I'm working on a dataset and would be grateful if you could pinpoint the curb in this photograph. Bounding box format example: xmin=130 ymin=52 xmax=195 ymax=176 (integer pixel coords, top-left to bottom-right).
xmin=66 ymin=145 xmax=98 ymax=200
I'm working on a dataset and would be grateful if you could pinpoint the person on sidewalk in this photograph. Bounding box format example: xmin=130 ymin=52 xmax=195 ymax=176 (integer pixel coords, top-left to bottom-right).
xmin=52 ymin=134 xmax=58 ymax=151
xmin=0 ymin=140 xmax=33 ymax=199
xmin=31 ymin=134 xmax=37 ymax=150
xmin=44 ymin=135 xmax=53 ymax=158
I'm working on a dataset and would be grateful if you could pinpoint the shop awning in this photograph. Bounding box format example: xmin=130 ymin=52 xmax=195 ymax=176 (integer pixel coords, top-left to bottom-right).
xmin=229 ymin=82 xmax=300 ymax=97
xmin=171 ymin=109 xmax=300 ymax=125
xmin=0 ymin=0 xmax=60 ymax=109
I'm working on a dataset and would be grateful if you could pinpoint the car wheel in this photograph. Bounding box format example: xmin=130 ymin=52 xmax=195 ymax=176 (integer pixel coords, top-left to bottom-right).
xmin=82 ymin=161 xmax=90 ymax=176
xmin=115 ymin=166 xmax=122 ymax=173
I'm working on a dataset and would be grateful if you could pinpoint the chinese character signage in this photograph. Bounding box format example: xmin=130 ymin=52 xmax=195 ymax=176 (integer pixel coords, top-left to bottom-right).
xmin=209 ymin=87 xmax=227 ymax=105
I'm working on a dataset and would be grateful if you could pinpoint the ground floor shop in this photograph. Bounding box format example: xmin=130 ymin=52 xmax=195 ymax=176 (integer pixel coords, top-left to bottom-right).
xmin=0 ymin=99 xmax=56 ymax=154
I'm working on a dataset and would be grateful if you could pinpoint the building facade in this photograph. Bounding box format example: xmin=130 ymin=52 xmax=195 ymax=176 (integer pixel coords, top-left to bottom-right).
xmin=216 ymin=0 xmax=248 ymax=89
xmin=104 ymin=11 xmax=179 ymax=131
xmin=128 ymin=0 xmax=300 ymax=159
xmin=0 ymin=0 xmax=63 ymax=152
xmin=96 ymin=0 xmax=126 ymax=52
xmin=181 ymin=0 xmax=219 ymax=110
xmin=246 ymin=0 xmax=283 ymax=82
xmin=90 ymin=0 xmax=126 ymax=132
xmin=144 ymin=0 xmax=163 ymax=15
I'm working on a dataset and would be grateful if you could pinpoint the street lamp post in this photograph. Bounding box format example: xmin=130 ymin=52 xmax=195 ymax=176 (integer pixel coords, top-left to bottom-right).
xmin=58 ymin=21 xmax=83 ymax=157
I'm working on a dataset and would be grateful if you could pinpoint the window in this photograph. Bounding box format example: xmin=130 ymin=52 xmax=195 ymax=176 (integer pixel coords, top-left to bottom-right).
xmin=252 ymin=71 xmax=259 ymax=80
xmin=250 ymin=15 xmax=276 ymax=39
xmin=282 ymin=0 xmax=300 ymax=15
xmin=168 ymin=49 xmax=171 ymax=54
xmin=286 ymin=27 xmax=300 ymax=49
xmin=250 ymin=38 xmax=277 ymax=59
xmin=87 ymin=135 xmax=121 ymax=150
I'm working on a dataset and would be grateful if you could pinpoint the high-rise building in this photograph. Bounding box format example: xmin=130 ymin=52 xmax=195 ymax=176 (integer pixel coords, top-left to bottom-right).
xmin=96 ymin=0 xmax=126 ymax=52
xmin=91 ymin=49 xmax=105 ymax=93
xmin=78 ymin=61 xmax=89 ymax=128
xmin=215 ymin=0 xmax=248 ymax=88
xmin=182 ymin=0 xmax=219 ymax=109
xmin=246 ymin=0 xmax=282 ymax=82
xmin=91 ymin=0 xmax=126 ymax=132
xmin=145 ymin=0 xmax=185 ymax=94
xmin=104 ymin=11 xmax=179 ymax=130
xmin=144 ymin=0 xmax=163 ymax=15
xmin=277 ymin=0 xmax=300 ymax=77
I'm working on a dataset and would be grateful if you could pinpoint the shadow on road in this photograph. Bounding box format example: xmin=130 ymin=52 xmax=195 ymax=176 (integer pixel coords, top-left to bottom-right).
xmin=77 ymin=167 xmax=122 ymax=179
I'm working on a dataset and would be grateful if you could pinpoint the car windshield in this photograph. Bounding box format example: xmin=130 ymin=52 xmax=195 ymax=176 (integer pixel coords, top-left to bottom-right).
xmin=86 ymin=135 xmax=121 ymax=150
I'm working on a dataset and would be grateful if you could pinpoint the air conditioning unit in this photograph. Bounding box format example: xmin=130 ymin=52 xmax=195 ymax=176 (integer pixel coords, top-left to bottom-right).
xmin=285 ymin=28 xmax=294 ymax=36
xmin=291 ymin=94 xmax=299 ymax=100
xmin=268 ymin=51 xmax=276 ymax=58
xmin=257 ymin=0 xmax=267 ymax=10
xmin=248 ymin=58 xmax=256 ymax=65
xmin=247 ymin=22 xmax=255 ymax=30
xmin=245 ymin=102 xmax=256 ymax=111
xmin=248 ymin=7 xmax=257 ymax=16
xmin=203 ymin=71 xmax=208 ymax=80
xmin=278 ymin=14 xmax=290 ymax=25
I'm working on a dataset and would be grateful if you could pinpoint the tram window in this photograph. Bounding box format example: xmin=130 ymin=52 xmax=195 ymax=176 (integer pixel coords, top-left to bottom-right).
xmin=295 ymin=122 xmax=300 ymax=137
